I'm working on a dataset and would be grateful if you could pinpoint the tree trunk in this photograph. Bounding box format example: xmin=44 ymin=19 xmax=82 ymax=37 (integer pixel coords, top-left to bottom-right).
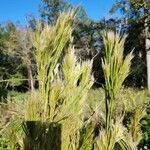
xmin=146 ymin=42 xmax=150 ymax=91
xmin=145 ymin=17 xmax=150 ymax=91
xmin=27 ymin=64 xmax=35 ymax=94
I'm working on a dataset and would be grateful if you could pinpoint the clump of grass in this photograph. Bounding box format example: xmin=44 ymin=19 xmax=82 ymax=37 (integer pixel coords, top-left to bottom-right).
xmin=96 ymin=31 xmax=135 ymax=150
xmin=60 ymin=47 xmax=94 ymax=149
xmin=25 ymin=10 xmax=94 ymax=150
xmin=31 ymin=11 xmax=74 ymax=119
xmin=102 ymin=31 xmax=133 ymax=131
xmin=95 ymin=31 xmax=150 ymax=150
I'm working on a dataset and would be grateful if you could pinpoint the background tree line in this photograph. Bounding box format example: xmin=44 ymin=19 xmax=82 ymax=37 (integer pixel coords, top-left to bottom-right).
xmin=0 ymin=0 xmax=149 ymax=99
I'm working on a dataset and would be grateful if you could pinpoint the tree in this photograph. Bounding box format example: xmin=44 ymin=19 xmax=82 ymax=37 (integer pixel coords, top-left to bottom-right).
xmin=0 ymin=24 xmax=8 ymax=99
xmin=39 ymin=0 xmax=70 ymax=24
xmin=4 ymin=22 xmax=35 ymax=93
xmin=0 ymin=23 xmax=27 ymax=98
xmin=111 ymin=0 xmax=150 ymax=88
xmin=26 ymin=14 xmax=37 ymax=31
xmin=110 ymin=0 xmax=150 ymax=21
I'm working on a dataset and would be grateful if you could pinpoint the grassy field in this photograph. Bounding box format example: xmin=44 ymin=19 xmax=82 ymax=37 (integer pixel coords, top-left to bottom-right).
xmin=1 ymin=88 xmax=150 ymax=149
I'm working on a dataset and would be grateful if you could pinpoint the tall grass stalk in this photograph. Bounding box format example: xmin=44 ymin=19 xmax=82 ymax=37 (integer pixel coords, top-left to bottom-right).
xmin=96 ymin=31 xmax=134 ymax=150
xmin=32 ymin=11 xmax=74 ymax=119
xmin=102 ymin=31 xmax=133 ymax=132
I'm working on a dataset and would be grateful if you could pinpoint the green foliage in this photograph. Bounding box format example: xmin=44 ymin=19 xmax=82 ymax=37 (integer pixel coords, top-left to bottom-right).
xmin=4 ymin=24 xmax=35 ymax=92
xmin=7 ymin=91 xmax=30 ymax=102
xmin=0 ymin=116 xmax=23 ymax=150
xmin=0 ymin=22 xmax=31 ymax=92
xmin=139 ymin=103 xmax=150 ymax=149
xmin=0 ymin=138 xmax=10 ymax=149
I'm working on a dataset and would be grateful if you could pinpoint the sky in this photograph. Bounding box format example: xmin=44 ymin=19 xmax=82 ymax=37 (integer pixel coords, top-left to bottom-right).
xmin=0 ymin=0 xmax=119 ymax=25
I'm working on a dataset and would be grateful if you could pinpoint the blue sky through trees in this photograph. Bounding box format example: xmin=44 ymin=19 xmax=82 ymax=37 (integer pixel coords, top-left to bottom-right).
xmin=0 ymin=0 xmax=119 ymax=24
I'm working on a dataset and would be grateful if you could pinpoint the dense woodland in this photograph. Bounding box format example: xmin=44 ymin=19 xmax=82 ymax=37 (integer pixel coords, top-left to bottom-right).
xmin=0 ymin=0 xmax=150 ymax=149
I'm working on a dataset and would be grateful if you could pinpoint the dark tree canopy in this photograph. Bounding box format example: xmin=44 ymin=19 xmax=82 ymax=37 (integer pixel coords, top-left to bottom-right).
xmin=110 ymin=0 xmax=150 ymax=23
xmin=39 ymin=0 xmax=70 ymax=24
